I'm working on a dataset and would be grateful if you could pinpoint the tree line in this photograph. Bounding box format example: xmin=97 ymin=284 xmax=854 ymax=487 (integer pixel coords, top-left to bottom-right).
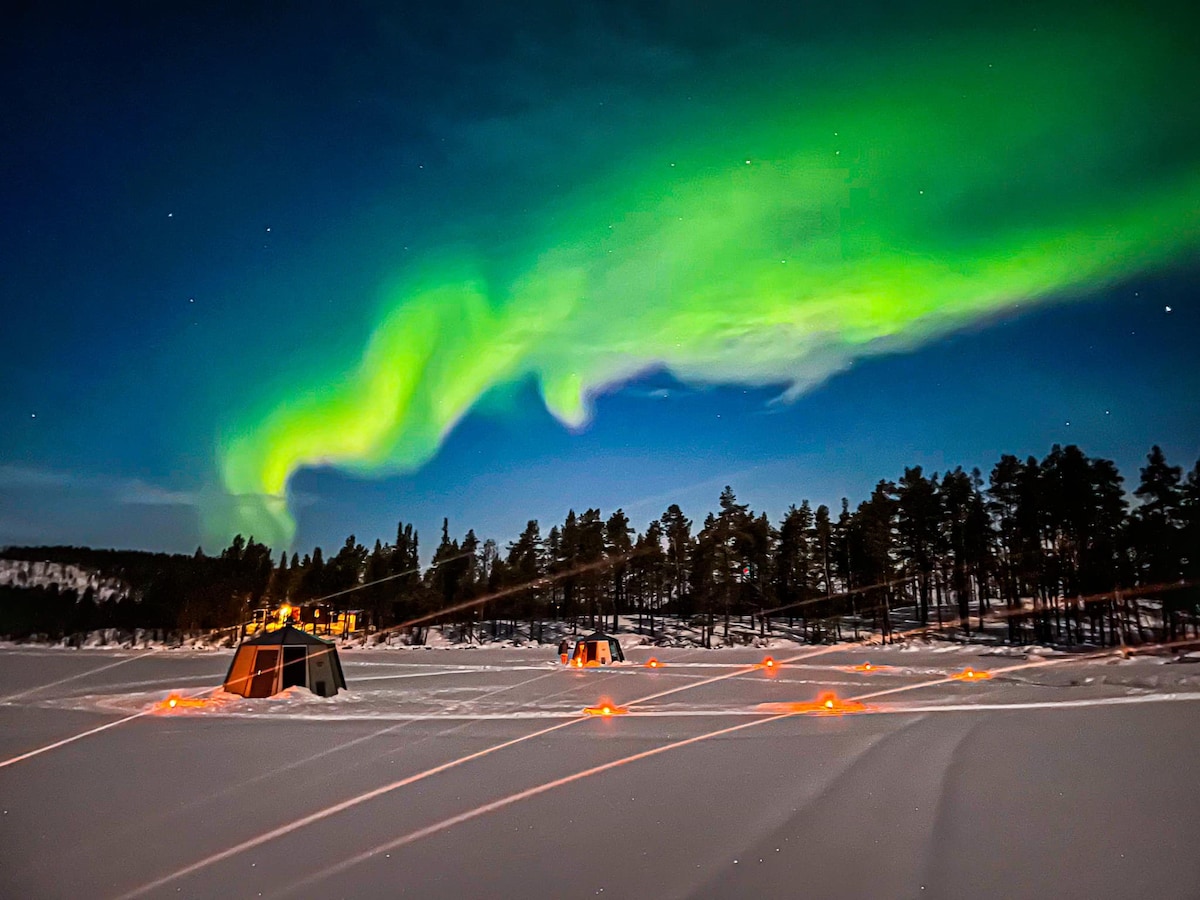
xmin=1 ymin=444 xmax=1197 ymax=646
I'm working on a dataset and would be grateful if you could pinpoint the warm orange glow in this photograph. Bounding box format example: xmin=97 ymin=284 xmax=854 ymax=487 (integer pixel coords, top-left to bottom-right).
xmin=584 ymin=702 xmax=629 ymax=716
xmin=758 ymin=691 xmax=868 ymax=716
xmin=572 ymin=658 xmax=583 ymax=668
xmin=852 ymin=661 xmax=888 ymax=673
xmin=645 ymin=658 xmax=661 ymax=668
xmin=280 ymin=605 xmax=292 ymax=618
xmin=154 ymin=693 xmax=212 ymax=712
xmin=952 ymin=667 xmax=993 ymax=682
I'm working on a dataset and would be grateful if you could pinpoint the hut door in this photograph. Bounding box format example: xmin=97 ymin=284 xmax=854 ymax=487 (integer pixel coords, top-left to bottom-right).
xmin=248 ymin=649 xmax=280 ymax=698
xmin=281 ymin=646 xmax=307 ymax=689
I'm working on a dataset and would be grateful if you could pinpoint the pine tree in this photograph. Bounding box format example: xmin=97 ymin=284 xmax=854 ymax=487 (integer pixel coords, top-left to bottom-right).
xmin=505 ymin=519 xmax=545 ymax=638
xmin=776 ymin=501 xmax=815 ymax=628
xmin=897 ymin=467 xmax=938 ymax=624
xmin=660 ymin=504 xmax=693 ymax=618
xmin=604 ymin=509 xmax=633 ymax=632
xmin=1129 ymin=445 xmax=1184 ymax=584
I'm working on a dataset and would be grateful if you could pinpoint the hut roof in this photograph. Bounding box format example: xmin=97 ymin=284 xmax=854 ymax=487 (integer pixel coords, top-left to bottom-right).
xmin=579 ymin=632 xmax=620 ymax=644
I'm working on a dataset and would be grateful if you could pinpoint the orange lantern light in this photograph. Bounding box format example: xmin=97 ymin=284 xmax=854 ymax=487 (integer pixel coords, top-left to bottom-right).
xmin=155 ymin=692 xmax=211 ymax=712
xmin=646 ymin=658 xmax=661 ymax=668
xmin=584 ymin=702 xmax=629 ymax=716
xmin=852 ymin=661 xmax=887 ymax=673
xmin=756 ymin=693 xmax=868 ymax=716
xmin=809 ymin=691 xmax=866 ymax=715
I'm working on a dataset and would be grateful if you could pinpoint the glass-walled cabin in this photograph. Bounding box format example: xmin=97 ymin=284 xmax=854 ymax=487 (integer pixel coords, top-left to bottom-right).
xmin=250 ymin=603 xmax=360 ymax=636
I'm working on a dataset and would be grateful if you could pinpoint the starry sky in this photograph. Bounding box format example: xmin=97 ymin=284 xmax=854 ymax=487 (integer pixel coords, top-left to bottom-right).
xmin=3 ymin=0 xmax=1198 ymax=555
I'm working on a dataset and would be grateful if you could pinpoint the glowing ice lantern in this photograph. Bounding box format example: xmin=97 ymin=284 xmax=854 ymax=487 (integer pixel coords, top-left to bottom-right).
xmin=852 ymin=661 xmax=886 ymax=673
xmin=808 ymin=692 xmax=866 ymax=715
xmin=156 ymin=692 xmax=209 ymax=711
xmin=584 ymin=702 xmax=629 ymax=716
xmin=646 ymin=658 xmax=661 ymax=669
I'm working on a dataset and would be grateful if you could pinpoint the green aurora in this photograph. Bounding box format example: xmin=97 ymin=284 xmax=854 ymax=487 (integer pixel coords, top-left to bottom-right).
xmin=214 ymin=12 xmax=1200 ymax=546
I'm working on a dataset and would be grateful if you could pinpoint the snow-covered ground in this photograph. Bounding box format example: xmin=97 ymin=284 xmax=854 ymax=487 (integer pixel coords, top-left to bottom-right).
xmin=1 ymin=642 xmax=1198 ymax=898
xmin=0 ymin=558 xmax=130 ymax=601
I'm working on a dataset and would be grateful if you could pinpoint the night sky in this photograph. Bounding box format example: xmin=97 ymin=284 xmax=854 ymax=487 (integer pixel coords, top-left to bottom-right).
xmin=3 ymin=0 xmax=1198 ymax=556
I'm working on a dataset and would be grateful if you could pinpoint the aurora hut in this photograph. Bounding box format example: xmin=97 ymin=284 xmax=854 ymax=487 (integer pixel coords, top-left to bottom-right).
xmin=571 ymin=631 xmax=625 ymax=666
xmin=223 ymin=623 xmax=347 ymax=698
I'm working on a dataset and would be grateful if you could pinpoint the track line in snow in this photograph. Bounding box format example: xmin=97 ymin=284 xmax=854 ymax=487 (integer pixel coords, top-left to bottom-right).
xmin=117 ymin=717 xmax=584 ymax=900
xmin=0 ymin=651 xmax=157 ymax=702
xmin=283 ymin=713 xmax=796 ymax=896
xmin=117 ymin=689 xmax=1194 ymax=722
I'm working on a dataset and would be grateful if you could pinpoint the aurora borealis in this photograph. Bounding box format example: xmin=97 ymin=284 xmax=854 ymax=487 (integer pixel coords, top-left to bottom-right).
xmin=4 ymin=1 xmax=1199 ymax=553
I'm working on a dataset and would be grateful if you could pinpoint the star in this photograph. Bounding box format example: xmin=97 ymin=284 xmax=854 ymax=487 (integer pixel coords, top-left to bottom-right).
xmin=1165 ymin=305 xmax=1172 ymax=313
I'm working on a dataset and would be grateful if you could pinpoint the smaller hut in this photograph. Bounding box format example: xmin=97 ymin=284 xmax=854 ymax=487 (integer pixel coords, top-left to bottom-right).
xmin=571 ymin=632 xmax=625 ymax=666
xmin=223 ymin=624 xmax=347 ymax=698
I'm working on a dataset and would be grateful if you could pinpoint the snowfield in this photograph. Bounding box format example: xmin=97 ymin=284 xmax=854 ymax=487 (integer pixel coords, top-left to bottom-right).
xmin=1 ymin=642 xmax=1199 ymax=898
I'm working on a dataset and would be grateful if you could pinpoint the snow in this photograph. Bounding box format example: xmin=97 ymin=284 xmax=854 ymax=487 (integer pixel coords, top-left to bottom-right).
xmin=0 ymin=558 xmax=130 ymax=602
xmin=1 ymin=643 xmax=1198 ymax=898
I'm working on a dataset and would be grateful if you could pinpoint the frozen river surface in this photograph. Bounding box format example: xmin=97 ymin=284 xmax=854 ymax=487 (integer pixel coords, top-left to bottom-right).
xmin=2 ymin=641 xmax=1199 ymax=898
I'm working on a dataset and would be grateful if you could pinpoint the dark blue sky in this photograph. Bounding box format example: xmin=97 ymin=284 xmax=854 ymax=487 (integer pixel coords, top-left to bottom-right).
xmin=2 ymin=1 xmax=1197 ymax=556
